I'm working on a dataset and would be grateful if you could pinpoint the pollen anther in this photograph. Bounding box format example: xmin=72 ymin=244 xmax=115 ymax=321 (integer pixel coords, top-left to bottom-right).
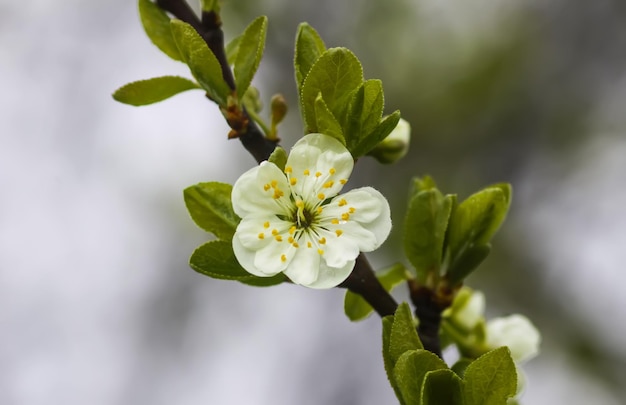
xmin=335 ymin=230 xmax=343 ymax=237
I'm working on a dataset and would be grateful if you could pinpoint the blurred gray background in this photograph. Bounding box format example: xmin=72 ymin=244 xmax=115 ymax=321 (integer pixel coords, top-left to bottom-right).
xmin=1 ymin=0 xmax=625 ymax=404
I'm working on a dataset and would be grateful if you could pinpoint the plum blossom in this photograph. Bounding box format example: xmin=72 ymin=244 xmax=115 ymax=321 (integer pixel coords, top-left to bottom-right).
xmin=231 ymin=133 xmax=391 ymax=288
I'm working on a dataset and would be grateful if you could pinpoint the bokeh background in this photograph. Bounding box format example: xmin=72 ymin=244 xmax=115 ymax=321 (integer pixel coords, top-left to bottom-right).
xmin=2 ymin=0 xmax=625 ymax=404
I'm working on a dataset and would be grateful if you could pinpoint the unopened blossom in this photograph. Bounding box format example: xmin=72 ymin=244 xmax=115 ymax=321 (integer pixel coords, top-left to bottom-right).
xmin=486 ymin=314 xmax=541 ymax=363
xmin=368 ymin=118 xmax=411 ymax=164
xmin=231 ymin=133 xmax=392 ymax=289
xmin=447 ymin=288 xmax=486 ymax=331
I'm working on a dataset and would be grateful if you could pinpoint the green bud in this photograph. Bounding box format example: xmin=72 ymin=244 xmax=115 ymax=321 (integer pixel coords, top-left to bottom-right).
xmin=368 ymin=117 xmax=411 ymax=164
xmin=270 ymin=93 xmax=288 ymax=126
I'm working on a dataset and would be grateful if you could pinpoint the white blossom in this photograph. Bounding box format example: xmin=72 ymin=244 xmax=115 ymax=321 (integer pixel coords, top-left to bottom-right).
xmin=486 ymin=314 xmax=541 ymax=363
xmin=231 ymin=133 xmax=392 ymax=289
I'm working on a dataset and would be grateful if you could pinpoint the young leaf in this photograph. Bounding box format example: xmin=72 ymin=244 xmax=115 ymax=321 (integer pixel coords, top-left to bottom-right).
xmin=314 ymin=93 xmax=345 ymax=144
xmin=234 ymin=16 xmax=268 ymax=99
xmin=112 ymin=76 xmax=200 ymax=106
xmin=463 ymin=347 xmax=517 ymax=405
xmin=343 ymin=79 xmax=384 ymax=150
xmin=300 ymin=48 xmax=363 ymax=134
xmin=445 ymin=184 xmax=512 ymax=282
xmin=389 ymin=302 xmax=423 ymax=365
xmin=294 ymin=23 xmax=326 ymax=92
xmin=451 ymin=358 xmax=474 ymax=378
xmin=446 ymin=244 xmax=492 ymax=286
xmin=344 ymin=263 xmax=408 ymax=321
xmin=382 ymin=316 xmax=404 ymax=403
xmin=138 ymin=0 xmax=183 ymax=61
xmin=190 ymin=240 xmax=285 ymax=286
xmin=422 ymin=369 xmax=464 ymax=405
xmin=350 ymin=110 xmax=401 ymax=158
xmin=183 ymin=182 xmax=240 ymax=240
xmin=170 ymin=19 xmax=231 ymax=106
xmin=404 ymin=189 xmax=453 ymax=283
xmin=393 ymin=350 xmax=448 ymax=405
xmin=225 ymin=35 xmax=242 ymax=65
xmin=268 ymin=146 xmax=287 ymax=171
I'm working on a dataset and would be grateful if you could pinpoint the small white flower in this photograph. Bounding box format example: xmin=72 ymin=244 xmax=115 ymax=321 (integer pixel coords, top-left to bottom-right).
xmin=451 ymin=289 xmax=486 ymax=331
xmin=486 ymin=314 xmax=541 ymax=363
xmin=231 ymin=133 xmax=392 ymax=289
xmin=368 ymin=118 xmax=411 ymax=164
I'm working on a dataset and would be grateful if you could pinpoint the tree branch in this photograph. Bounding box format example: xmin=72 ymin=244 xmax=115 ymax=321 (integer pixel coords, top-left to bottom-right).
xmin=156 ymin=0 xmax=276 ymax=163
xmin=338 ymin=254 xmax=398 ymax=318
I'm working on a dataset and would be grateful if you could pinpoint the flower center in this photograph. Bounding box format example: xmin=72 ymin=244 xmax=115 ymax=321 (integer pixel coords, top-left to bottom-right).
xmin=294 ymin=199 xmax=316 ymax=229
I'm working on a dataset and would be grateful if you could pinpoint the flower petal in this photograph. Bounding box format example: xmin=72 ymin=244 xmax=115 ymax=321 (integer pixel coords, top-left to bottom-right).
xmin=235 ymin=215 xmax=292 ymax=250
xmin=286 ymin=134 xmax=354 ymax=200
xmin=305 ymin=258 xmax=355 ymax=289
xmin=232 ymin=234 xmax=280 ymax=277
xmin=315 ymin=227 xmax=360 ymax=268
xmin=283 ymin=236 xmax=320 ymax=286
xmin=231 ymin=161 xmax=292 ymax=218
xmin=321 ymin=186 xmax=391 ymax=251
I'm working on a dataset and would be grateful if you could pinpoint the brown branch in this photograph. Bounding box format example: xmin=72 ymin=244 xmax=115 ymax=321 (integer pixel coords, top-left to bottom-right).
xmin=338 ymin=254 xmax=398 ymax=318
xmin=156 ymin=0 xmax=276 ymax=163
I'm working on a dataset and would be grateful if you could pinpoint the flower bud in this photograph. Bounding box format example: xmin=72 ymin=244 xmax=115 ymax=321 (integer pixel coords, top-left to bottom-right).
xmin=368 ymin=118 xmax=411 ymax=164
xmin=270 ymin=94 xmax=288 ymax=126
xmin=486 ymin=314 xmax=541 ymax=363
xmin=449 ymin=288 xmax=486 ymax=331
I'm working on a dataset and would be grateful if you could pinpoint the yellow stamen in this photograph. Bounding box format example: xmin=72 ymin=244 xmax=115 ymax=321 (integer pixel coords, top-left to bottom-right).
xmin=316 ymin=207 xmax=323 ymax=214
xmin=307 ymin=242 xmax=312 ymax=248
xmin=258 ymin=233 xmax=265 ymax=239
xmin=315 ymin=171 xmax=322 ymax=177
xmin=275 ymin=235 xmax=283 ymax=242
xmin=335 ymin=229 xmax=343 ymax=237
xmin=329 ymin=168 xmax=336 ymax=175
xmin=273 ymin=189 xmax=284 ymax=199
xmin=340 ymin=179 xmax=347 ymax=185
xmin=290 ymin=177 xmax=297 ymax=186
xmin=271 ymin=180 xmax=278 ymax=188
xmin=319 ymin=237 xmax=326 ymax=245
xmin=331 ymin=219 xmax=339 ymax=224
xmin=317 ymin=248 xmax=324 ymax=255
xmin=338 ymin=198 xmax=347 ymax=207
xmin=264 ymin=222 xmax=270 ymax=228
xmin=318 ymin=193 xmax=325 ymax=200
xmin=323 ymin=180 xmax=334 ymax=188
xmin=341 ymin=213 xmax=350 ymax=221
xmin=292 ymin=242 xmax=299 ymax=248
xmin=263 ymin=184 xmax=271 ymax=191
xmin=288 ymin=236 xmax=295 ymax=243
xmin=349 ymin=207 xmax=356 ymax=213
xmin=289 ymin=226 xmax=296 ymax=234
xmin=303 ymin=169 xmax=310 ymax=176
xmin=296 ymin=200 xmax=304 ymax=208
xmin=272 ymin=229 xmax=279 ymax=235
xmin=284 ymin=166 xmax=292 ymax=173
xmin=281 ymin=254 xmax=287 ymax=262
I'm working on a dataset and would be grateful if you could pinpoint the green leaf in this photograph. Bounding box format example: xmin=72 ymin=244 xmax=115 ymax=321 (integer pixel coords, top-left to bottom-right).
xmin=300 ymin=48 xmax=363 ymax=134
xmin=389 ymin=302 xmax=423 ymax=364
xmin=314 ymin=93 xmax=345 ymax=144
xmin=344 ymin=263 xmax=408 ymax=321
xmin=382 ymin=315 xmax=404 ymax=403
xmin=225 ymin=35 xmax=242 ymax=65
xmin=464 ymin=347 xmax=517 ymax=405
xmin=294 ymin=23 xmax=326 ymax=92
xmin=446 ymin=244 xmax=492 ymax=286
xmin=393 ymin=350 xmax=448 ymax=405
xmin=451 ymin=358 xmax=474 ymax=378
xmin=183 ymin=182 xmax=240 ymax=240
xmin=343 ymin=79 xmax=384 ymax=151
xmin=351 ymin=110 xmax=401 ymax=158
xmin=170 ymin=19 xmax=231 ymax=106
xmin=422 ymin=369 xmax=465 ymax=405
xmin=445 ymin=184 xmax=512 ymax=282
xmin=234 ymin=16 xmax=268 ymax=99
xmin=268 ymin=147 xmax=287 ymax=171
xmin=410 ymin=176 xmax=439 ymax=198
xmin=112 ymin=76 xmax=200 ymax=106
xmin=190 ymin=240 xmax=286 ymax=286
xmin=138 ymin=0 xmax=183 ymax=61
xmin=404 ymin=189 xmax=453 ymax=283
